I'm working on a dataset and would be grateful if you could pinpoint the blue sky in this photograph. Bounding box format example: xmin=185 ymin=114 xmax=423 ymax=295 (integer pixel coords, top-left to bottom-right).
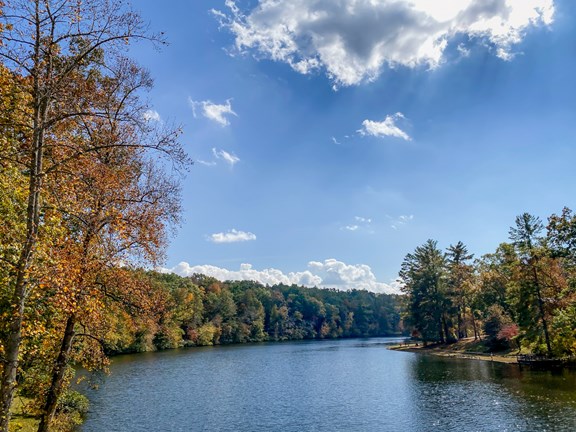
xmin=131 ymin=0 xmax=576 ymax=293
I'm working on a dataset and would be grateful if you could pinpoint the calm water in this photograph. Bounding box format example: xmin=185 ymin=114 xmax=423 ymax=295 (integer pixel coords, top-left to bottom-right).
xmin=81 ymin=338 xmax=576 ymax=432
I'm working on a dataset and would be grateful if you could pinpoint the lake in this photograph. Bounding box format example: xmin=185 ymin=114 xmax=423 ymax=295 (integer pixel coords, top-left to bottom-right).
xmin=81 ymin=338 xmax=576 ymax=431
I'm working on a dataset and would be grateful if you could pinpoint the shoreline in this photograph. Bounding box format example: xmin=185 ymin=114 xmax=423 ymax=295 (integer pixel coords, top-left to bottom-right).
xmin=389 ymin=340 xmax=519 ymax=364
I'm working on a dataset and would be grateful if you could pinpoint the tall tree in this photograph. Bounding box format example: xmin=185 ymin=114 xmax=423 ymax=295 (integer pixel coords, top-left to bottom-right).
xmin=37 ymin=107 xmax=181 ymax=431
xmin=400 ymin=240 xmax=448 ymax=344
xmin=509 ymin=213 xmax=552 ymax=357
xmin=0 ymin=1 xmax=184 ymax=427
xmin=546 ymin=208 xmax=576 ymax=356
xmin=445 ymin=241 xmax=474 ymax=339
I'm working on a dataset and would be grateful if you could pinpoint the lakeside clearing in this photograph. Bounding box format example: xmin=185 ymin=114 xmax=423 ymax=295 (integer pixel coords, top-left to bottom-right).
xmin=389 ymin=338 xmax=519 ymax=364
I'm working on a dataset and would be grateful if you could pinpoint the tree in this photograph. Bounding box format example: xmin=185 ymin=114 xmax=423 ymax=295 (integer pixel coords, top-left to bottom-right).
xmin=400 ymin=240 xmax=449 ymax=344
xmin=483 ymin=305 xmax=516 ymax=351
xmin=509 ymin=213 xmax=552 ymax=357
xmin=546 ymin=208 xmax=576 ymax=356
xmin=37 ymin=106 xmax=182 ymax=430
xmin=445 ymin=241 xmax=474 ymax=339
xmin=0 ymin=1 xmax=186 ymax=428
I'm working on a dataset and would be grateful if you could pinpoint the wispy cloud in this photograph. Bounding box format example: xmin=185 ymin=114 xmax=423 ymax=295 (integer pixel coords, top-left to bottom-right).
xmin=160 ymin=259 xmax=401 ymax=294
xmin=189 ymin=98 xmax=237 ymax=126
xmin=208 ymin=229 xmax=256 ymax=243
xmin=196 ymin=148 xmax=240 ymax=167
xmin=196 ymin=159 xmax=217 ymax=167
xmin=355 ymin=216 xmax=372 ymax=224
xmin=341 ymin=216 xmax=373 ymax=232
xmin=387 ymin=214 xmax=414 ymax=230
xmin=212 ymin=148 xmax=240 ymax=167
xmin=215 ymin=0 xmax=554 ymax=87
xmin=358 ymin=113 xmax=411 ymax=141
xmin=343 ymin=225 xmax=359 ymax=231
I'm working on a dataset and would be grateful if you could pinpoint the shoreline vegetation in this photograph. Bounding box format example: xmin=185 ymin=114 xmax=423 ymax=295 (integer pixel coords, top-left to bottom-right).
xmin=5 ymin=272 xmax=405 ymax=431
xmin=389 ymin=338 xmax=519 ymax=364
xmin=2 ymin=1 xmax=576 ymax=431
xmin=399 ymin=212 xmax=576 ymax=369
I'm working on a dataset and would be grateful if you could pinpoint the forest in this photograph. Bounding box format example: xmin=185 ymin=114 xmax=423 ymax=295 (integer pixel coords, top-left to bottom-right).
xmin=2 ymin=0 xmax=576 ymax=431
xmin=0 ymin=2 xmax=402 ymax=430
xmin=400 ymin=211 xmax=576 ymax=358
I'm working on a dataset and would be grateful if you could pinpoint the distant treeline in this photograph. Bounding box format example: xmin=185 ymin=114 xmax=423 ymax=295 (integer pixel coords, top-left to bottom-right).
xmin=104 ymin=272 xmax=405 ymax=355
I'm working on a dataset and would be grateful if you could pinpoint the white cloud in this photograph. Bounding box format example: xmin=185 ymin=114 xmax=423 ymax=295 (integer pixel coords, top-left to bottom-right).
xmin=189 ymin=98 xmax=237 ymax=126
xmin=308 ymin=259 xmax=398 ymax=293
xmin=355 ymin=216 xmax=372 ymax=224
xmin=196 ymin=149 xmax=240 ymax=167
xmin=163 ymin=262 xmax=322 ymax=288
xmin=387 ymin=214 xmax=414 ymax=230
xmin=143 ymin=109 xmax=161 ymax=122
xmin=208 ymin=229 xmax=256 ymax=243
xmin=215 ymin=0 xmax=555 ymax=87
xmin=197 ymin=159 xmax=217 ymax=167
xmin=212 ymin=148 xmax=240 ymax=166
xmin=341 ymin=216 xmax=373 ymax=232
xmin=160 ymin=259 xmax=400 ymax=294
xmin=358 ymin=113 xmax=410 ymax=141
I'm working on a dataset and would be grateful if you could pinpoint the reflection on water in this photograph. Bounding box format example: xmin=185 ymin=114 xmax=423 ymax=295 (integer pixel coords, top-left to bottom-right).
xmin=409 ymin=356 xmax=576 ymax=432
xmin=81 ymin=339 xmax=576 ymax=432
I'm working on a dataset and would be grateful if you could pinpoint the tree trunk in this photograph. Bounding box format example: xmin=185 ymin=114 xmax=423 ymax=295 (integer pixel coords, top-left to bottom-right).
xmin=438 ymin=317 xmax=445 ymax=344
xmin=471 ymin=311 xmax=479 ymax=341
xmin=462 ymin=303 xmax=468 ymax=338
xmin=0 ymin=12 xmax=48 ymax=423
xmin=457 ymin=308 xmax=464 ymax=339
xmin=0 ymin=297 xmax=25 ymax=430
xmin=442 ymin=315 xmax=450 ymax=343
xmin=531 ymin=265 xmax=552 ymax=357
xmin=37 ymin=315 xmax=77 ymax=432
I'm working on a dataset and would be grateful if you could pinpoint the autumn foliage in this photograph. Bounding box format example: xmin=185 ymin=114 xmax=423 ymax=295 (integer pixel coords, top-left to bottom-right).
xmin=0 ymin=1 xmax=187 ymax=430
xmin=400 ymin=211 xmax=576 ymax=359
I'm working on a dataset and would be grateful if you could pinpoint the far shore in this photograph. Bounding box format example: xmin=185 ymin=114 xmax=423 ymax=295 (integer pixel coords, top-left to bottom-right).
xmin=388 ymin=338 xmax=519 ymax=364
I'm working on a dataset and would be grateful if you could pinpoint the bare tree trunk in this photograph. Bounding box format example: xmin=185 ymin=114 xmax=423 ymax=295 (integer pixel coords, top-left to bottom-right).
xmin=37 ymin=315 xmax=76 ymax=432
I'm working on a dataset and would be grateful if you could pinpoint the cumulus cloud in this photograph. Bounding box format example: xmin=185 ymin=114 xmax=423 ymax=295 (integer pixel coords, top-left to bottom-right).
xmin=189 ymin=98 xmax=237 ymax=126
xmin=308 ymin=259 xmax=398 ymax=293
xmin=212 ymin=148 xmax=240 ymax=166
xmin=358 ymin=113 xmax=411 ymax=141
xmin=162 ymin=262 xmax=322 ymax=288
xmin=143 ymin=109 xmax=161 ymax=122
xmin=208 ymin=229 xmax=256 ymax=243
xmin=160 ymin=259 xmax=401 ymax=294
xmin=215 ymin=0 xmax=555 ymax=87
